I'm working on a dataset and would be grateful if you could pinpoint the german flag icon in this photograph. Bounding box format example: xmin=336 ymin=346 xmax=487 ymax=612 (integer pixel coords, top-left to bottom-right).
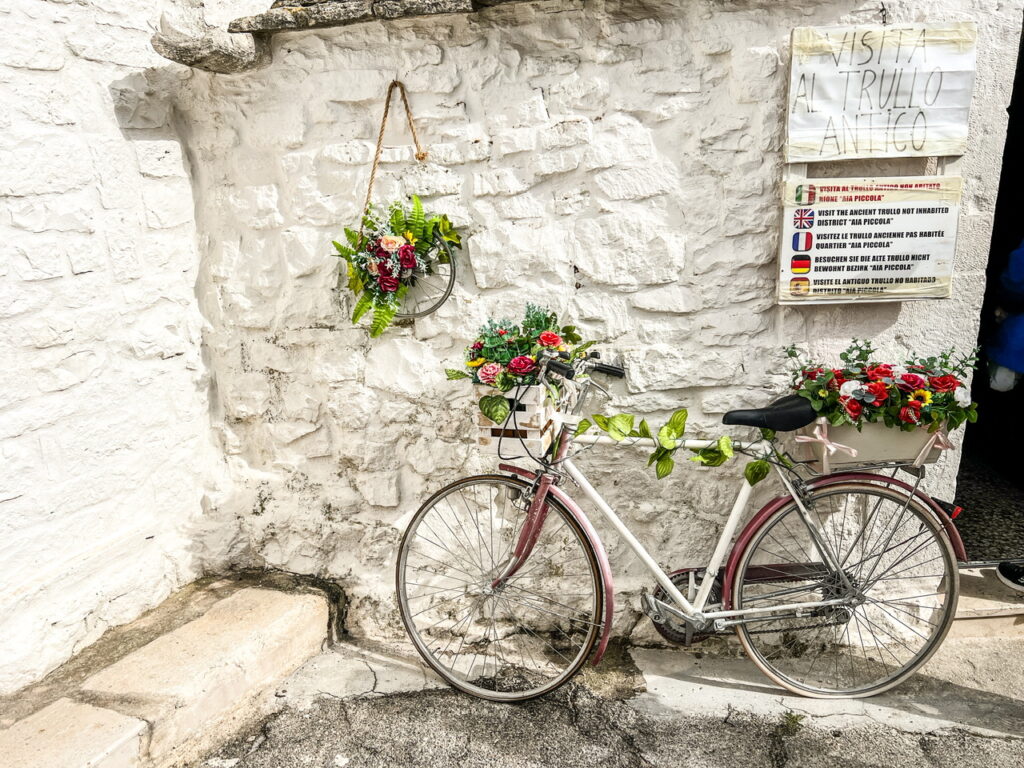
xmin=790 ymin=277 xmax=810 ymax=295
xmin=791 ymin=255 xmax=811 ymax=274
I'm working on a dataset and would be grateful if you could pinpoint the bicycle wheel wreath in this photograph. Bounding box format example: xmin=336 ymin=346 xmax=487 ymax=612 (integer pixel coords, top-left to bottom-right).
xmin=332 ymin=80 xmax=462 ymax=337
xmin=332 ymin=197 xmax=461 ymax=336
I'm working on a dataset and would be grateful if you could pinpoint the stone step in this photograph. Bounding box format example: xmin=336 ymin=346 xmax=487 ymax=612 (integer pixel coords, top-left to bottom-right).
xmin=0 ymin=585 xmax=329 ymax=768
xmin=950 ymin=567 xmax=1024 ymax=638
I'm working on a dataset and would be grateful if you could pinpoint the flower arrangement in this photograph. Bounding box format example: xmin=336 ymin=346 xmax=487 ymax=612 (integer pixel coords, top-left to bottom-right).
xmin=332 ymin=196 xmax=461 ymax=337
xmin=787 ymin=339 xmax=978 ymax=432
xmin=445 ymin=304 xmax=588 ymax=423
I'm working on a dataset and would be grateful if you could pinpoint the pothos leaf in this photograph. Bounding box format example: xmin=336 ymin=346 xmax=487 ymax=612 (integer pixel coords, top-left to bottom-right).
xmin=744 ymin=459 xmax=771 ymax=486
xmin=657 ymin=424 xmax=679 ymax=450
xmin=667 ymin=408 xmax=688 ymax=434
xmin=574 ymin=419 xmax=592 ymax=438
xmin=606 ymin=414 xmax=634 ymax=441
xmin=479 ymin=394 xmax=511 ymax=425
xmin=637 ymin=419 xmax=652 ymax=439
xmin=592 ymin=413 xmax=610 ymax=432
xmin=655 ymin=455 xmax=675 ymax=480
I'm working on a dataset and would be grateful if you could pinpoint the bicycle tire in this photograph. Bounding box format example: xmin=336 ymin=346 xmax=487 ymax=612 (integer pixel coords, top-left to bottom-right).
xmin=732 ymin=482 xmax=958 ymax=698
xmin=395 ymin=234 xmax=456 ymax=319
xmin=396 ymin=474 xmax=603 ymax=702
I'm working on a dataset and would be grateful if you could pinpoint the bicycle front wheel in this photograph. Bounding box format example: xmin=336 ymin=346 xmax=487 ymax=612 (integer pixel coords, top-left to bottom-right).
xmin=733 ymin=482 xmax=958 ymax=698
xmin=396 ymin=475 xmax=603 ymax=702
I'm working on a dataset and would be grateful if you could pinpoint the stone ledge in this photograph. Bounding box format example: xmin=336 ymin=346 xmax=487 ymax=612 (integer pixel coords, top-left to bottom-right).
xmin=79 ymin=587 xmax=328 ymax=766
xmin=0 ymin=698 xmax=147 ymax=768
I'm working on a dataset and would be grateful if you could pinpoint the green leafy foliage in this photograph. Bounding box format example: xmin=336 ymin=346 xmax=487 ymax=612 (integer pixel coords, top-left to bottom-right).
xmin=336 ymin=198 xmax=461 ymax=337
xmin=574 ymin=419 xmax=592 ymax=438
xmin=369 ymin=301 xmax=398 ymax=338
xmin=479 ymin=394 xmax=511 ymax=425
xmin=445 ymin=368 xmax=472 ymax=381
xmin=788 ymin=339 xmax=979 ymax=434
xmin=744 ymin=459 xmax=771 ymax=486
xmin=351 ymin=291 xmax=373 ymax=323
xmin=690 ymin=436 xmax=734 ymax=467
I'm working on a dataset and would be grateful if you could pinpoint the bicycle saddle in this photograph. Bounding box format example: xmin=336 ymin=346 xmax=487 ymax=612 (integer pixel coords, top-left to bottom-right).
xmin=722 ymin=394 xmax=817 ymax=432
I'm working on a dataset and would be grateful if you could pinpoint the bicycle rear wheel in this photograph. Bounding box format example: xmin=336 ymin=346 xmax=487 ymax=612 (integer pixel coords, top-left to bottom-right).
xmin=732 ymin=482 xmax=958 ymax=698
xmin=396 ymin=475 xmax=603 ymax=702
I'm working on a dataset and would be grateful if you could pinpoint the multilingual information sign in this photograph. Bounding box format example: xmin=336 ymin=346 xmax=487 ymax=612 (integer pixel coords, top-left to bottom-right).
xmin=777 ymin=176 xmax=962 ymax=304
xmin=786 ymin=23 xmax=977 ymax=162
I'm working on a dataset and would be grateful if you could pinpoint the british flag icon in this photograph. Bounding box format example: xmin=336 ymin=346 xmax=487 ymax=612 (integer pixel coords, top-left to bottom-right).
xmin=793 ymin=208 xmax=815 ymax=229
xmin=792 ymin=232 xmax=814 ymax=252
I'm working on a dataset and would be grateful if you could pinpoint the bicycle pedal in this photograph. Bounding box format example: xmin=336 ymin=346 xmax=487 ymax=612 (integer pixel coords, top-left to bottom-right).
xmin=640 ymin=590 xmax=666 ymax=625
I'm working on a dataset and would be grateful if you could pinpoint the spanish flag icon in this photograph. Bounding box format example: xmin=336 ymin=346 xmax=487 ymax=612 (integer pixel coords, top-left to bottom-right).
xmin=790 ymin=277 xmax=810 ymax=295
xmin=795 ymin=184 xmax=816 ymax=204
xmin=791 ymin=255 xmax=811 ymax=274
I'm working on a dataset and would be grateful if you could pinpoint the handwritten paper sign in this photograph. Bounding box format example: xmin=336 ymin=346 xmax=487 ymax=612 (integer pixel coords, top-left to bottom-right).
xmin=786 ymin=23 xmax=977 ymax=162
xmin=777 ymin=176 xmax=962 ymax=304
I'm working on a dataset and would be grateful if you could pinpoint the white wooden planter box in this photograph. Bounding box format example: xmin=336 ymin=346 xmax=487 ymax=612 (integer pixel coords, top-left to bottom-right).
xmin=476 ymin=385 xmax=560 ymax=456
xmin=791 ymin=417 xmax=945 ymax=474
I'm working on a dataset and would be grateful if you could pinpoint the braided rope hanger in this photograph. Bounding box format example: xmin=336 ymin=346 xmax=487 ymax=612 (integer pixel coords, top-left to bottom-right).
xmin=359 ymin=80 xmax=428 ymax=236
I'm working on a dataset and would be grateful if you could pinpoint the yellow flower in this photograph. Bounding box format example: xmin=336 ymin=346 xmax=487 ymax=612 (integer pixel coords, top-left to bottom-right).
xmin=403 ymin=230 xmax=418 ymax=246
xmin=466 ymin=358 xmax=486 ymax=368
xmin=558 ymin=345 xmax=567 ymax=352
xmin=819 ymin=389 xmax=828 ymax=398
xmin=912 ymin=389 xmax=933 ymax=405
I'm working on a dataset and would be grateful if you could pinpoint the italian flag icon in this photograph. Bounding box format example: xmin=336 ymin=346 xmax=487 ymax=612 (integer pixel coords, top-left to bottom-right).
xmin=795 ymin=184 xmax=816 ymax=204
xmin=792 ymin=232 xmax=814 ymax=252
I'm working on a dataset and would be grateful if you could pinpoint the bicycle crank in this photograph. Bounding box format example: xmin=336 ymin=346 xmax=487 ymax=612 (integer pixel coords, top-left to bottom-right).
xmin=647 ymin=569 xmax=724 ymax=646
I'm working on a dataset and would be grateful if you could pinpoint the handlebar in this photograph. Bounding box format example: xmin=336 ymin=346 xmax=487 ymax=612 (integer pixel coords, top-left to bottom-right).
xmin=543 ymin=353 xmax=625 ymax=381
xmin=592 ymin=362 xmax=625 ymax=379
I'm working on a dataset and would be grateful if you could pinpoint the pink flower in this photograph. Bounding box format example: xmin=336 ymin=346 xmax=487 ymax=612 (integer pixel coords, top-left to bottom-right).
xmin=378 ymin=235 xmax=405 ymax=253
xmin=538 ymin=331 xmax=563 ymax=348
xmin=478 ymin=362 xmax=502 ymax=384
xmin=508 ymin=355 xmax=537 ymax=376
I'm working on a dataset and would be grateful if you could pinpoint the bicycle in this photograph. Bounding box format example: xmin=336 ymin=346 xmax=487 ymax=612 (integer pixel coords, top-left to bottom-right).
xmin=396 ymin=351 xmax=962 ymax=702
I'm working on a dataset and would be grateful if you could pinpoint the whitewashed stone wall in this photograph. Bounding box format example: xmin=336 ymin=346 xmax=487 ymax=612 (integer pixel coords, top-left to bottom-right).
xmin=3 ymin=0 xmax=1021 ymax=692
xmin=0 ymin=1 xmax=234 ymax=693
xmin=171 ymin=0 xmax=1022 ymax=646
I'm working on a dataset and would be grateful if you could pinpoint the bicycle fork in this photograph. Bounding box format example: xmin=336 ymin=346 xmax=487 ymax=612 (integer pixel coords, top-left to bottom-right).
xmin=490 ymin=472 xmax=555 ymax=589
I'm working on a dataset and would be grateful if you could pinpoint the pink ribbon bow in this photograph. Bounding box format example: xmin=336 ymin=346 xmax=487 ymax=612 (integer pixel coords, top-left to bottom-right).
xmin=795 ymin=424 xmax=859 ymax=458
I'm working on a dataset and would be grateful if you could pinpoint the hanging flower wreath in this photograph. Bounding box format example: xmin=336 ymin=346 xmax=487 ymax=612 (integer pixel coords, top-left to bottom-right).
xmin=332 ymin=195 xmax=461 ymax=337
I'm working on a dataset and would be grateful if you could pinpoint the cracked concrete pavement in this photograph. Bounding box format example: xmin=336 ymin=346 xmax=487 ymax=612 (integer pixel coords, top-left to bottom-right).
xmin=195 ymin=634 xmax=1024 ymax=768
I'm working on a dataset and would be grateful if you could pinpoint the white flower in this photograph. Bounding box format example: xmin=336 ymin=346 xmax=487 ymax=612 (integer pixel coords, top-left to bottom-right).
xmin=954 ymin=387 xmax=971 ymax=407
xmin=839 ymin=380 xmax=865 ymax=398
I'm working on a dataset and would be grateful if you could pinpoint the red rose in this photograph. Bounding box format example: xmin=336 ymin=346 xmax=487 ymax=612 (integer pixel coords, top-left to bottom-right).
xmin=827 ymin=369 xmax=846 ymax=390
xmin=866 ymin=364 xmax=893 ymax=381
xmin=507 ymin=355 xmax=537 ymax=375
xmin=377 ymin=259 xmax=392 ymax=278
xmin=803 ymin=367 xmax=824 ymax=381
xmin=538 ymin=331 xmax=563 ymax=348
xmin=471 ymin=341 xmax=484 ymax=351
xmin=865 ymin=381 xmax=888 ymax=405
xmin=928 ymin=375 xmax=960 ymax=393
xmin=840 ymin=396 xmax=863 ymax=420
xmin=497 ymin=329 xmax=508 ymax=336
xmin=398 ymin=244 xmax=417 ymax=270
xmin=378 ymin=275 xmax=399 ymax=292
xmin=897 ymin=373 xmax=927 ymax=391
xmin=899 ymin=401 xmax=922 ymax=424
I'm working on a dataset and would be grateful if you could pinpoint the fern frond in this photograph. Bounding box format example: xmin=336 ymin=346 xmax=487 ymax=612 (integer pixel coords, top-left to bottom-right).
xmin=408 ymin=195 xmax=426 ymax=243
xmin=347 ymin=262 xmax=364 ymax=295
xmin=370 ymin=301 xmax=398 ymax=337
xmin=390 ymin=205 xmax=406 ymax=234
xmin=352 ymin=291 xmax=373 ymax=324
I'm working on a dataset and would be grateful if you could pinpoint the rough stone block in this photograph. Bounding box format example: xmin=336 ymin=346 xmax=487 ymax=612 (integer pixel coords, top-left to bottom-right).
xmin=81 ymin=589 xmax=327 ymax=763
xmin=0 ymin=698 xmax=146 ymax=768
xmin=593 ymin=165 xmax=676 ymax=201
xmin=0 ymin=20 xmax=65 ymax=71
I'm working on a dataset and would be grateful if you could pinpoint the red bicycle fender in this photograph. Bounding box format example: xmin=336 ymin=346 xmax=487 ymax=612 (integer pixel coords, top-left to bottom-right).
xmin=498 ymin=464 xmax=615 ymax=665
xmin=721 ymin=472 xmax=968 ymax=609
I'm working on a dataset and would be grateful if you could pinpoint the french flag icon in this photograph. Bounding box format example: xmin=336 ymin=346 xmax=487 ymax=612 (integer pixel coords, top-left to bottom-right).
xmin=792 ymin=232 xmax=814 ymax=252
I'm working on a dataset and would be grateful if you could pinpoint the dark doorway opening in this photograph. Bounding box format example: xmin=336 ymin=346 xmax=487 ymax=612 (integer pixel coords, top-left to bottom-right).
xmin=954 ymin=27 xmax=1024 ymax=564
